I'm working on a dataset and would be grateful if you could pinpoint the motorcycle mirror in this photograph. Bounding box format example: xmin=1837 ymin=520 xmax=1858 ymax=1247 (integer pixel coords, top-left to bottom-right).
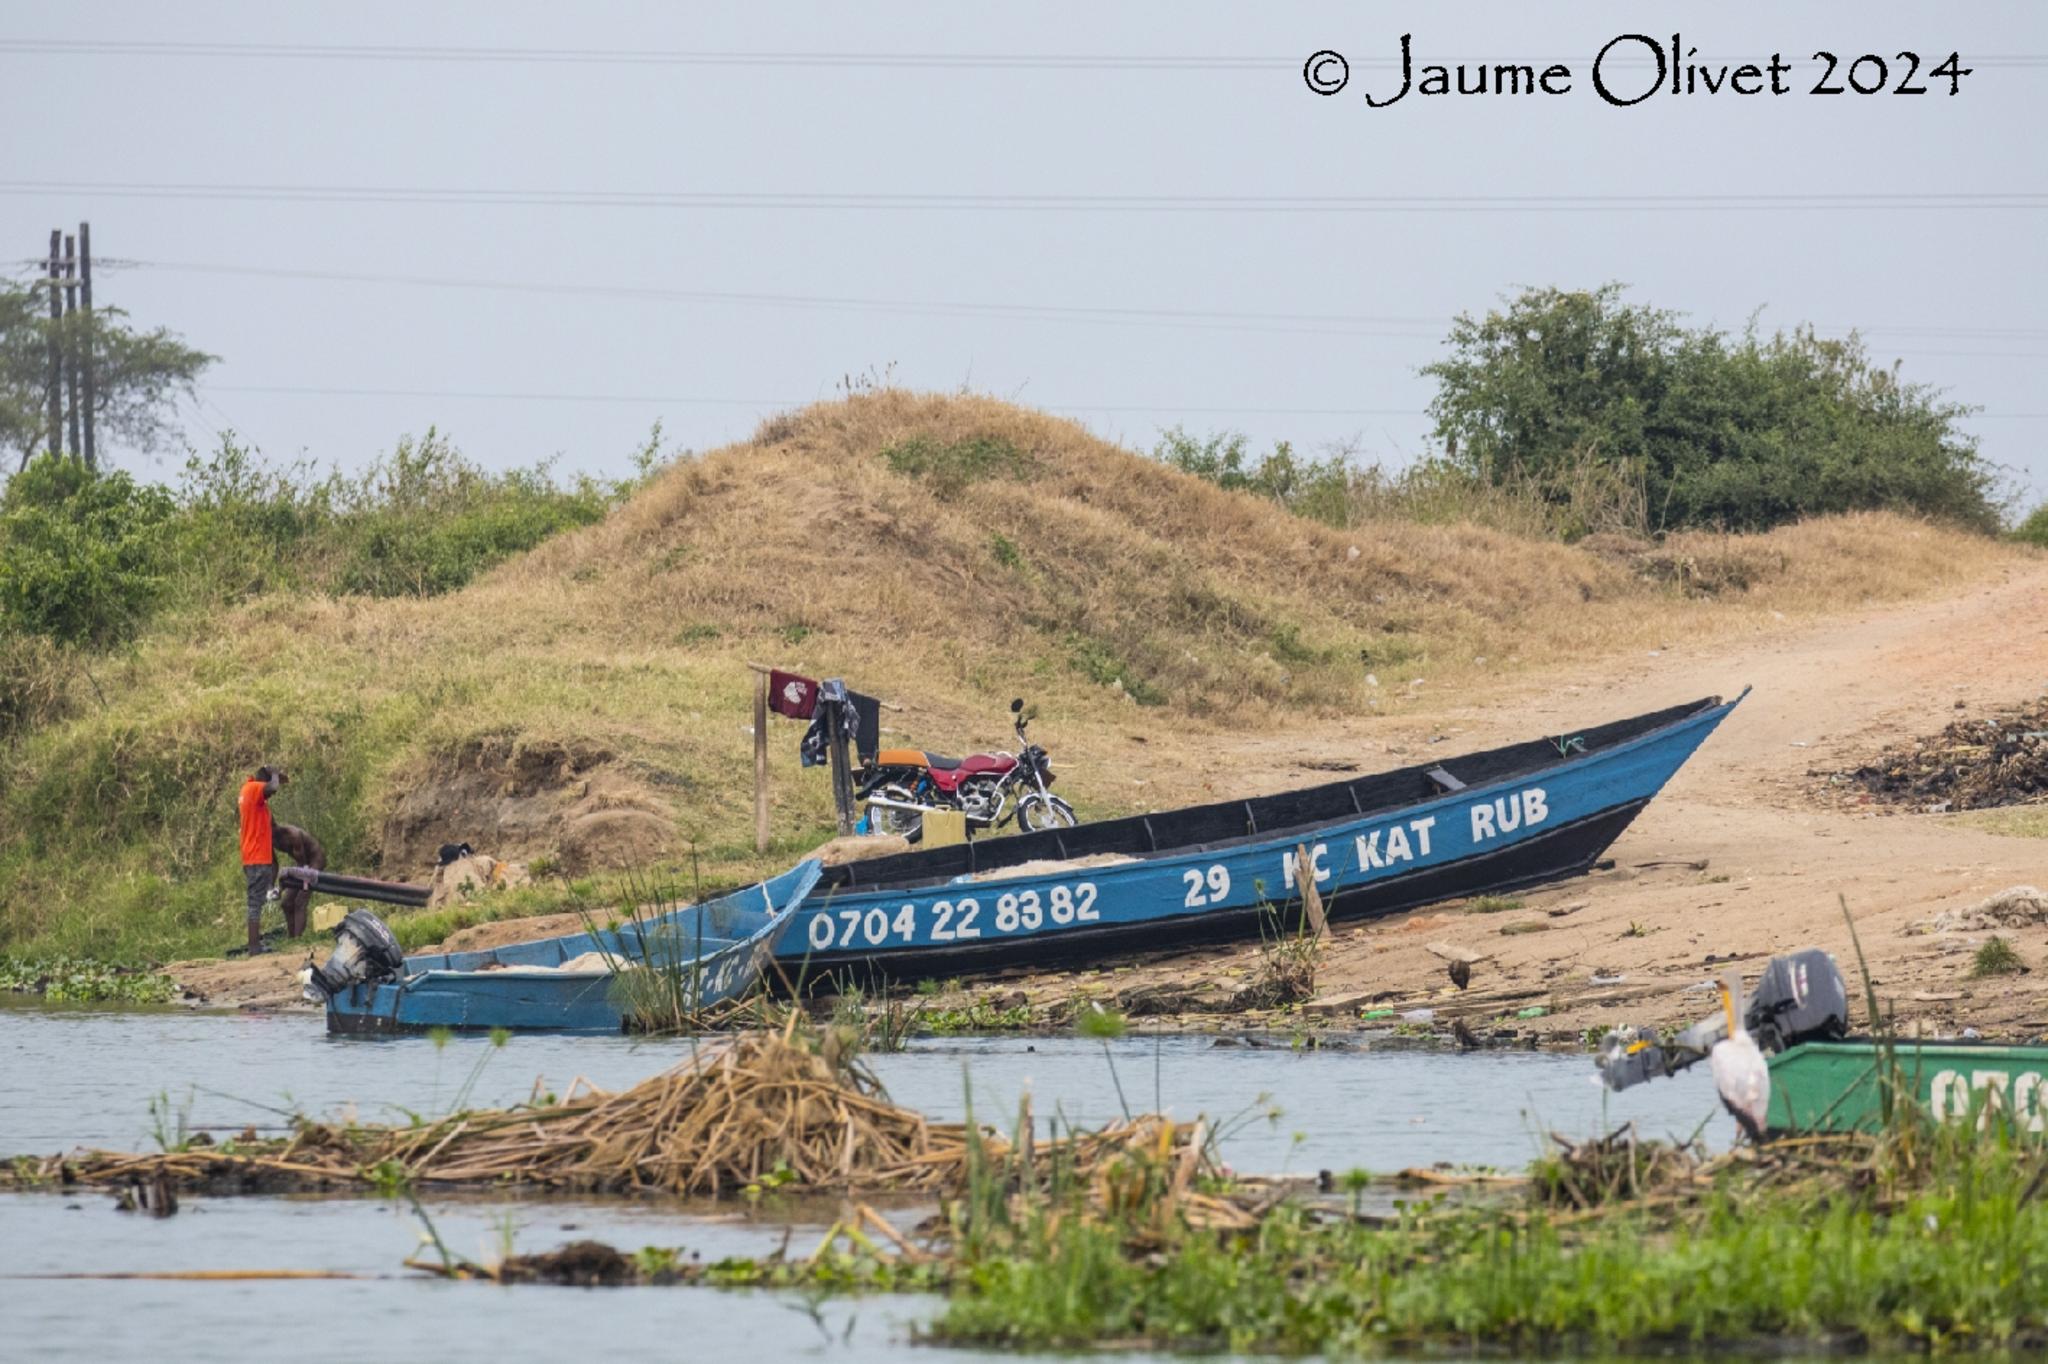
xmin=1010 ymin=698 xmax=1024 ymax=713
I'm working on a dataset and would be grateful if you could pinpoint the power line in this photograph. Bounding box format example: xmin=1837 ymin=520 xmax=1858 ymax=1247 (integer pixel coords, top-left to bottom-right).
xmin=2 ymin=181 xmax=2043 ymax=214
xmin=209 ymin=384 xmax=798 ymax=408
xmin=207 ymin=383 xmax=1427 ymax=416
xmin=8 ymin=39 xmax=2044 ymax=70
xmin=51 ymin=258 xmax=2042 ymax=355
xmin=103 ymin=259 xmax=1445 ymax=339
xmin=200 ymin=384 xmax=2048 ymax=420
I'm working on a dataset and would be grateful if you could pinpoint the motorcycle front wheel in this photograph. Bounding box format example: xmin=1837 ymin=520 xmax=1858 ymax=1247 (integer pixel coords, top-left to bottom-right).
xmin=1016 ymin=793 xmax=1078 ymax=832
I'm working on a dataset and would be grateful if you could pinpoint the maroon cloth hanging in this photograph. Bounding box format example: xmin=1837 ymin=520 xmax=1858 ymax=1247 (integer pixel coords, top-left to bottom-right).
xmin=768 ymin=669 xmax=819 ymax=720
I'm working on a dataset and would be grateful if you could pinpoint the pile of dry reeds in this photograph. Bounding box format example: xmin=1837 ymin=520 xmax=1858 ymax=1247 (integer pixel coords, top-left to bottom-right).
xmin=3 ymin=1022 xmax=1220 ymax=1202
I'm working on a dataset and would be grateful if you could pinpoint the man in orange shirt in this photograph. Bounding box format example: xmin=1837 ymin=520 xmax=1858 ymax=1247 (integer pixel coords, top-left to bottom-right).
xmin=238 ymin=766 xmax=285 ymax=954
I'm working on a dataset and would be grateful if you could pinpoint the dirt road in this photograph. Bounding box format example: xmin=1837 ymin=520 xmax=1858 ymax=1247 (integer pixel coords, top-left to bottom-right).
xmin=1005 ymin=560 xmax=2048 ymax=1044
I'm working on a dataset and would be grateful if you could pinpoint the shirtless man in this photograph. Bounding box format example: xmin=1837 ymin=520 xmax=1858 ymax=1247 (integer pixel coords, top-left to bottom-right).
xmin=272 ymin=823 xmax=326 ymax=939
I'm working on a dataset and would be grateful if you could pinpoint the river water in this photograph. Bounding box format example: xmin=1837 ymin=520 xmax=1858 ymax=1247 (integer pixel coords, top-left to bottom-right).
xmin=1 ymin=1000 xmax=1736 ymax=1361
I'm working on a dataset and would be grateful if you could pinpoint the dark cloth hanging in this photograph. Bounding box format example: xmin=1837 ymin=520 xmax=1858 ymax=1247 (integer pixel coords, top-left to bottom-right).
xmin=847 ymin=690 xmax=881 ymax=765
xmin=767 ymin=669 xmax=819 ymax=720
xmin=799 ymin=678 xmax=858 ymax=768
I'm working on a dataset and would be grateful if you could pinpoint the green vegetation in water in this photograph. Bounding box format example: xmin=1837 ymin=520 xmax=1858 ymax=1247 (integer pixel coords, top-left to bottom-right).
xmin=0 ymin=955 xmax=177 ymax=1004
xmin=147 ymin=1089 xmax=197 ymax=1152
xmin=1971 ymin=935 xmax=2026 ymax=978
xmin=936 ymin=1155 xmax=2043 ymax=1353
xmin=435 ymin=1079 xmax=2048 ymax=1358
xmin=921 ymin=998 xmax=1035 ymax=1035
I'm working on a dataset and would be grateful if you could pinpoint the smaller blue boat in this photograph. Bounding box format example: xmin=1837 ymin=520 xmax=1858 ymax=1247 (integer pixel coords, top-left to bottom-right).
xmin=322 ymin=860 xmax=823 ymax=1035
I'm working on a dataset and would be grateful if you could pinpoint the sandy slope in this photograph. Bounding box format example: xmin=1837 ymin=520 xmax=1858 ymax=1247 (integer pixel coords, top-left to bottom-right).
xmin=1010 ymin=560 xmax=2048 ymax=1043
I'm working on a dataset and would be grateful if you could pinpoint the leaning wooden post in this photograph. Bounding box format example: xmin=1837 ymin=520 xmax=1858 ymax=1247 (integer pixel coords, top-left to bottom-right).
xmin=825 ymin=704 xmax=856 ymax=836
xmin=1295 ymin=844 xmax=1329 ymax=941
xmin=752 ymin=671 xmax=770 ymax=854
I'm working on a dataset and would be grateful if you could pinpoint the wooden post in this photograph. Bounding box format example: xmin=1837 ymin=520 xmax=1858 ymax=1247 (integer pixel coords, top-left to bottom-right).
xmin=1295 ymin=844 xmax=1329 ymax=941
xmin=745 ymin=662 xmax=899 ymax=842
xmin=78 ymin=222 xmax=95 ymax=470
xmin=825 ymin=704 xmax=855 ymax=836
xmin=62 ymin=234 xmax=80 ymax=458
xmin=44 ymin=230 xmax=61 ymax=457
xmin=753 ymin=671 xmax=770 ymax=854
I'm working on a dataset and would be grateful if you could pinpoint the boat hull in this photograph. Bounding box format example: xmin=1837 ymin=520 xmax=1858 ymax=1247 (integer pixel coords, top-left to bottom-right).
xmin=325 ymin=861 xmax=822 ymax=1035
xmin=328 ymin=970 xmax=627 ymax=1035
xmin=779 ymin=694 xmax=1740 ymax=984
xmin=1769 ymin=1040 xmax=2048 ymax=1136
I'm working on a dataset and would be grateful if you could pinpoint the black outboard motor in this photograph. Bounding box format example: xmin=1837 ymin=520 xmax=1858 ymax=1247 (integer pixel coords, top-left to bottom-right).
xmin=300 ymin=909 xmax=406 ymax=1003
xmin=1744 ymin=947 xmax=1850 ymax=1053
xmin=1597 ymin=947 xmax=1850 ymax=1092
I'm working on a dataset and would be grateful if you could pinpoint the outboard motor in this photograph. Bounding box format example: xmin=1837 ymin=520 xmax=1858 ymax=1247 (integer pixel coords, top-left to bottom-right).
xmin=1597 ymin=947 xmax=1850 ymax=1091
xmin=1743 ymin=947 xmax=1850 ymax=1053
xmin=300 ymin=908 xmax=406 ymax=1003
xmin=1595 ymin=1025 xmax=1682 ymax=1090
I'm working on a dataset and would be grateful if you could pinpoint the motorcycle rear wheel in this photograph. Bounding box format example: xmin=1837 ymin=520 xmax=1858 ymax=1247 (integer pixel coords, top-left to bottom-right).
xmin=869 ymin=783 xmax=925 ymax=839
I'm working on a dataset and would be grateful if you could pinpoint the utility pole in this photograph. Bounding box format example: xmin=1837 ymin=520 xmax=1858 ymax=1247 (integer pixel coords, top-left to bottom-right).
xmin=44 ymin=229 xmax=62 ymax=457
xmin=62 ymin=234 xmax=81 ymax=460
xmin=78 ymin=222 xmax=96 ymax=469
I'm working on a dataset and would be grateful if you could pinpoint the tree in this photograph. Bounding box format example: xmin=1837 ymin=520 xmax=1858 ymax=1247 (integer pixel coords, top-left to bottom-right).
xmin=0 ymin=452 xmax=174 ymax=647
xmin=1423 ymin=285 xmax=1999 ymax=533
xmin=0 ymin=279 xmax=214 ymax=473
xmin=0 ymin=285 xmax=48 ymax=462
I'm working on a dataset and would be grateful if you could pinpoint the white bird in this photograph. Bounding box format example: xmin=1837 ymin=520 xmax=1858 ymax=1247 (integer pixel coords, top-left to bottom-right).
xmin=1710 ymin=971 xmax=1771 ymax=1143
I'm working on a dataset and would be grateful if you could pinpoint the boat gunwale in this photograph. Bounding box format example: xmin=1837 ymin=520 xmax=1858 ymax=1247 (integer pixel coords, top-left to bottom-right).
xmin=396 ymin=860 xmax=820 ymax=975
xmin=817 ymin=692 xmax=1741 ymax=899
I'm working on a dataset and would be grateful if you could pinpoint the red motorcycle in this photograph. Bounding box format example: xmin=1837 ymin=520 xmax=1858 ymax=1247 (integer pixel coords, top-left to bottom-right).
xmin=857 ymin=698 xmax=1077 ymax=838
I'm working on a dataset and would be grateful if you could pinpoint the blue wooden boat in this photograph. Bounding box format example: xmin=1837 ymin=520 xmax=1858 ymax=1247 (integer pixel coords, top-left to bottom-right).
xmin=778 ymin=693 xmax=1744 ymax=982
xmin=325 ymin=860 xmax=823 ymax=1035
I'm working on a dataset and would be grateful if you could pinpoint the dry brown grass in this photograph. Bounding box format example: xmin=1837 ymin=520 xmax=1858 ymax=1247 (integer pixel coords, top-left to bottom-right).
xmin=5 ymin=390 xmax=2028 ymax=941
xmin=7 ymin=1026 xmax=1226 ymax=1205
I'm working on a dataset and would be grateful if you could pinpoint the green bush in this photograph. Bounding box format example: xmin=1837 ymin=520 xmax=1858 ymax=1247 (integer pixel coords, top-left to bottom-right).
xmin=1424 ymin=284 xmax=1999 ymax=533
xmin=0 ymin=453 xmax=174 ymax=647
xmin=1154 ymin=428 xmax=1351 ymax=524
xmin=330 ymin=433 xmax=613 ymax=597
xmin=0 ymin=432 xmax=622 ymax=657
xmin=2015 ymin=503 xmax=2048 ymax=548
xmin=1154 ymin=429 xmax=1642 ymax=539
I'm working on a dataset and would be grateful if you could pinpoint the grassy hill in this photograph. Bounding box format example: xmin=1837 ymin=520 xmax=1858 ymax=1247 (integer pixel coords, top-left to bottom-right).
xmin=0 ymin=390 xmax=2019 ymax=961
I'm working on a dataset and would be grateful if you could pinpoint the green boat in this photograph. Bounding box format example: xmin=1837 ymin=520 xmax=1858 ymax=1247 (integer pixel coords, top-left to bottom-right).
xmin=1599 ymin=949 xmax=2048 ymax=1141
xmin=1769 ymin=1040 xmax=2048 ymax=1136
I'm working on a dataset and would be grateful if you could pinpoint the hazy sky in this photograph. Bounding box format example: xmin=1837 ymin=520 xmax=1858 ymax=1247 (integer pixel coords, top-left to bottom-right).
xmin=4 ymin=2 xmax=2044 ymax=506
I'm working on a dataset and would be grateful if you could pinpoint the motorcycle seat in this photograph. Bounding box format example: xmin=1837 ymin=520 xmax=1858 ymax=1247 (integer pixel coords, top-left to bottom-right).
xmin=874 ymin=747 xmax=930 ymax=769
xmin=922 ymin=753 xmax=963 ymax=771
